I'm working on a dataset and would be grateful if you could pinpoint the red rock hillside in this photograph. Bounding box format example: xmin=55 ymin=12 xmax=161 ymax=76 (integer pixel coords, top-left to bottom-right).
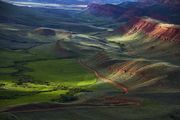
xmin=120 ymin=18 xmax=180 ymax=43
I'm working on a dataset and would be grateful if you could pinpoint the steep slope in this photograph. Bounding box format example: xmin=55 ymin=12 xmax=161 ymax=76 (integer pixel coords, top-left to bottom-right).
xmin=121 ymin=18 xmax=180 ymax=43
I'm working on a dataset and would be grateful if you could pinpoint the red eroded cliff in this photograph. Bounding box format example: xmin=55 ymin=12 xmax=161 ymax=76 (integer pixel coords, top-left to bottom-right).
xmin=149 ymin=24 xmax=180 ymax=42
xmin=128 ymin=18 xmax=158 ymax=33
xmin=120 ymin=18 xmax=180 ymax=43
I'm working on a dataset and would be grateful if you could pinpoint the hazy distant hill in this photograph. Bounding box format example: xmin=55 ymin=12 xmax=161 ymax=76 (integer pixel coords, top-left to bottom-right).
xmin=138 ymin=0 xmax=180 ymax=5
xmin=87 ymin=0 xmax=180 ymax=24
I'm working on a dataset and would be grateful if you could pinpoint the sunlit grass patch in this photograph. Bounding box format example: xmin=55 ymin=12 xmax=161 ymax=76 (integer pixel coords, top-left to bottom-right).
xmin=25 ymin=59 xmax=97 ymax=87
xmin=88 ymin=81 xmax=120 ymax=94
xmin=107 ymin=32 xmax=145 ymax=43
xmin=0 ymin=90 xmax=67 ymax=108
xmin=0 ymin=81 xmax=52 ymax=92
xmin=0 ymin=80 xmax=69 ymax=108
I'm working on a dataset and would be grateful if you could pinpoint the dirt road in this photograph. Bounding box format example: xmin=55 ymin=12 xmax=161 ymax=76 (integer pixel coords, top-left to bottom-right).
xmin=78 ymin=60 xmax=129 ymax=94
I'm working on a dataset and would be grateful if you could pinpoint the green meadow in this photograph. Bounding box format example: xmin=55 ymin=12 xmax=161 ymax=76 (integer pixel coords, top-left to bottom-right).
xmin=0 ymin=49 xmax=97 ymax=108
xmin=25 ymin=59 xmax=96 ymax=86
